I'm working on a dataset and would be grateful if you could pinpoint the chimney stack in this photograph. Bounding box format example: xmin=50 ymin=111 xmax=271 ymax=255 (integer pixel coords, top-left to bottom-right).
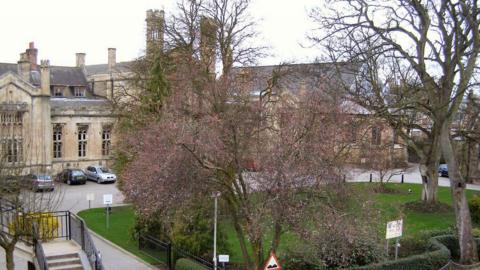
xmin=17 ymin=53 xmax=31 ymax=82
xmin=40 ymin=60 xmax=51 ymax=96
xmin=26 ymin=42 xmax=38 ymax=70
xmin=108 ymin=48 xmax=116 ymax=71
xmin=76 ymin=53 xmax=86 ymax=68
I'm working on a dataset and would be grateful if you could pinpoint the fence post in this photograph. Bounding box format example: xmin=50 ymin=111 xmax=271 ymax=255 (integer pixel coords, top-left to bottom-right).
xmin=167 ymin=243 xmax=173 ymax=270
xmin=68 ymin=212 xmax=72 ymax=240
xmin=401 ymin=174 xmax=404 ymax=184
xmin=370 ymin=173 xmax=372 ymax=182
xmin=81 ymin=219 xmax=85 ymax=250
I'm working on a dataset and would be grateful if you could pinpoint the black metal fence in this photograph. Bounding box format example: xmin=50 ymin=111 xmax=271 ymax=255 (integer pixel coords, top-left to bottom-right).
xmin=32 ymin=222 xmax=49 ymax=270
xmin=138 ymin=233 xmax=225 ymax=270
xmin=70 ymin=214 xmax=105 ymax=270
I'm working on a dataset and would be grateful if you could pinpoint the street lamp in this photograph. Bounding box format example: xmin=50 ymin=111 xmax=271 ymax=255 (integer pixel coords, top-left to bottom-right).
xmin=212 ymin=192 xmax=221 ymax=270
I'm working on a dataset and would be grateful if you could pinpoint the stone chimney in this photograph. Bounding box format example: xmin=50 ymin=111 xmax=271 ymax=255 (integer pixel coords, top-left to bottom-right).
xmin=76 ymin=53 xmax=86 ymax=68
xmin=146 ymin=9 xmax=165 ymax=58
xmin=200 ymin=17 xmax=217 ymax=74
xmin=26 ymin=42 xmax=38 ymax=70
xmin=17 ymin=53 xmax=31 ymax=82
xmin=40 ymin=60 xmax=51 ymax=96
xmin=108 ymin=48 xmax=116 ymax=71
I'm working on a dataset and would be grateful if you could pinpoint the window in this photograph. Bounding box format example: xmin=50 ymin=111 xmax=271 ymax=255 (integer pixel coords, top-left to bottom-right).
xmin=5 ymin=139 xmax=22 ymax=163
xmin=102 ymin=128 xmax=111 ymax=156
xmin=371 ymin=126 xmax=382 ymax=145
xmin=78 ymin=126 xmax=88 ymax=157
xmin=74 ymin=87 xmax=86 ymax=97
xmin=1 ymin=112 xmax=23 ymax=163
xmin=53 ymin=125 xmax=62 ymax=158
xmin=348 ymin=125 xmax=357 ymax=143
xmin=53 ymin=87 xmax=63 ymax=97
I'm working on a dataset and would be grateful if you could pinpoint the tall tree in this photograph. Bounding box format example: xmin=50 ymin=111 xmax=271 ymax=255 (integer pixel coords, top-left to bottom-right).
xmin=311 ymin=0 xmax=480 ymax=263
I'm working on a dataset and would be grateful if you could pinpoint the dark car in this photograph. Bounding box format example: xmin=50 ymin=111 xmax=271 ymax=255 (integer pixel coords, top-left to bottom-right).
xmin=24 ymin=174 xmax=55 ymax=191
xmin=56 ymin=169 xmax=87 ymax=185
xmin=438 ymin=164 xmax=448 ymax=177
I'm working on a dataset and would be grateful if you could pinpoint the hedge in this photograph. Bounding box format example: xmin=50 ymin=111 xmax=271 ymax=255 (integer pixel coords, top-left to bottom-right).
xmin=352 ymin=236 xmax=451 ymax=270
xmin=175 ymin=258 xmax=209 ymax=270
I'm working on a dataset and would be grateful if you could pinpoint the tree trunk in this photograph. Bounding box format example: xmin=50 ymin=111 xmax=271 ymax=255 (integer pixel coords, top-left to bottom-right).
xmin=229 ymin=210 xmax=252 ymax=268
xmin=421 ymin=132 xmax=441 ymax=204
xmin=251 ymin=240 xmax=264 ymax=270
xmin=271 ymin=220 xmax=282 ymax=252
xmin=5 ymin=246 xmax=15 ymax=270
xmin=440 ymin=123 xmax=479 ymax=264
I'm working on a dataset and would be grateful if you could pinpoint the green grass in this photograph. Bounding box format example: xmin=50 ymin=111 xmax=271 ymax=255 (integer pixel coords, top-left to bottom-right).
xmin=78 ymin=183 xmax=480 ymax=265
xmin=77 ymin=207 xmax=163 ymax=265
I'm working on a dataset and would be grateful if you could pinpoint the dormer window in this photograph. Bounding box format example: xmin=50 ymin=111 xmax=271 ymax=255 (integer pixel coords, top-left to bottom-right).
xmin=74 ymin=87 xmax=86 ymax=97
xmin=53 ymin=86 xmax=63 ymax=97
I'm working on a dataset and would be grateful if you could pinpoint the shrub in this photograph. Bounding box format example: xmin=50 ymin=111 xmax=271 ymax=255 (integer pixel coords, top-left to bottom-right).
xmin=281 ymin=246 xmax=326 ymax=270
xmin=175 ymin=258 xmax=208 ymax=270
xmin=469 ymin=195 xmax=480 ymax=224
xmin=8 ymin=212 xmax=59 ymax=241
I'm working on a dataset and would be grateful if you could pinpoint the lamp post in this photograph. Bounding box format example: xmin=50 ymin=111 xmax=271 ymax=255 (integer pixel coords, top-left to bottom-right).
xmin=212 ymin=192 xmax=221 ymax=270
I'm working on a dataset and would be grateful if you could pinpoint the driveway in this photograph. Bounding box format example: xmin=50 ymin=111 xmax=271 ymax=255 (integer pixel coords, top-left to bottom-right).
xmin=346 ymin=164 xmax=480 ymax=191
xmin=50 ymin=181 xmax=154 ymax=270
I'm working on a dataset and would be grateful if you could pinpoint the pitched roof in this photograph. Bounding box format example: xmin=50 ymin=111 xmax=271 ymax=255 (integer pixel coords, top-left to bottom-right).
xmin=0 ymin=63 xmax=88 ymax=87
xmin=85 ymin=61 xmax=133 ymax=75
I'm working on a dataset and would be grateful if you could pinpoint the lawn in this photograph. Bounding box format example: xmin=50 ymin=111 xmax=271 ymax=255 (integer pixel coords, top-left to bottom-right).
xmin=78 ymin=183 xmax=480 ymax=265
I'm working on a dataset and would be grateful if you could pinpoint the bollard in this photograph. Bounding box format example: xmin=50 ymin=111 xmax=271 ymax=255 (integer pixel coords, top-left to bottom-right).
xmin=370 ymin=173 xmax=372 ymax=182
xmin=401 ymin=174 xmax=404 ymax=184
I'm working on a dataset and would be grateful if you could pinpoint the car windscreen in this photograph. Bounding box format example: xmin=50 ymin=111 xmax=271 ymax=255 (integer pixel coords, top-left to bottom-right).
xmin=72 ymin=170 xmax=84 ymax=176
xmin=38 ymin=175 xmax=52 ymax=180
xmin=100 ymin=167 xmax=110 ymax=173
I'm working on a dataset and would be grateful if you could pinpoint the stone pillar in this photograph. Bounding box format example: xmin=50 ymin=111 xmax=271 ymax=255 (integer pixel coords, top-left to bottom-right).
xmin=40 ymin=60 xmax=51 ymax=96
xmin=17 ymin=53 xmax=30 ymax=82
xmin=146 ymin=9 xmax=165 ymax=58
xmin=108 ymin=48 xmax=116 ymax=71
xmin=200 ymin=17 xmax=217 ymax=74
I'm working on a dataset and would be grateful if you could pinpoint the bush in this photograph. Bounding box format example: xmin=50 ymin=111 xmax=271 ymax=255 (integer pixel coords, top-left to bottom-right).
xmin=8 ymin=212 xmax=59 ymax=241
xmin=281 ymin=246 xmax=326 ymax=270
xmin=175 ymin=258 xmax=209 ymax=270
xmin=469 ymin=195 xmax=480 ymax=224
xmin=353 ymin=235 xmax=452 ymax=270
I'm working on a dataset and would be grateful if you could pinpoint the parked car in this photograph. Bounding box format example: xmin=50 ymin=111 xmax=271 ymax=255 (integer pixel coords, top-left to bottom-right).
xmin=56 ymin=169 xmax=87 ymax=185
xmin=438 ymin=164 xmax=449 ymax=177
xmin=85 ymin=166 xmax=117 ymax=184
xmin=25 ymin=174 xmax=55 ymax=191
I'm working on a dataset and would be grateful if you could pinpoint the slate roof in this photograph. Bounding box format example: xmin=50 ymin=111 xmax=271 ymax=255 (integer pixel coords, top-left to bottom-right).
xmin=50 ymin=97 xmax=112 ymax=110
xmin=85 ymin=61 xmax=133 ymax=75
xmin=0 ymin=63 xmax=88 ymax=87
xmin=231 ymin=62 xmax=358 ymax=96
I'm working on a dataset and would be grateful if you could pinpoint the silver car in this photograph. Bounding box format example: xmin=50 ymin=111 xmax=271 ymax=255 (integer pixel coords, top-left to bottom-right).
xmin=25 ymin=174 xmax=55 ymax=191
xmin=85 ymin=166 xmax=117 ymax=184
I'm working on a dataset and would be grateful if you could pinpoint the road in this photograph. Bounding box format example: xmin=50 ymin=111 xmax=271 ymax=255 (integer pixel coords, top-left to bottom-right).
xmin=52 ymin=180 xmax=154 ymax=270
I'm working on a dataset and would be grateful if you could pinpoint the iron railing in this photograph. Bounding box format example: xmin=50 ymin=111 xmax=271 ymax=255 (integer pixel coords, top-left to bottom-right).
xmin=138 ymin=233 xmax=224 ymax=270
xmin=70 ymin=213 xmax=105 ymax=270
xmin=32 ymin=222 xmax=49 ymax=270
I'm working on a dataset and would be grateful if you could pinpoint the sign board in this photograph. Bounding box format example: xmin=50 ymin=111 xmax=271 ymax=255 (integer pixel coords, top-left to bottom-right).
xmin=386 ymin=219 xmax=403 ymax=239
xmin=103 ymin=194 xmax=113 ymax=205
xmin=86 ymin=193 xmax=95 ymax=201
xmin=218 ymin=255 xmax=229 ymax=263
xmin=263 ymin=252 xmax=281 ymax=270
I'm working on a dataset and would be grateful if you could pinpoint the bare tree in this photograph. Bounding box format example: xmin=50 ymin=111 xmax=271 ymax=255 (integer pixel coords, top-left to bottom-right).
xmin=311 ymin=0 xmax=480 ymax=263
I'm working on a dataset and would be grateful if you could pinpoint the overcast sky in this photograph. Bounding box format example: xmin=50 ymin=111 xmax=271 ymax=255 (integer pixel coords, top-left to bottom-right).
xmin=0 ymin=0 xmax=320 ymax=67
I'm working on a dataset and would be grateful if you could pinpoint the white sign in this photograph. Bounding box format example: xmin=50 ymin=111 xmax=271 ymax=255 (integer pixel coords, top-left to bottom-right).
xmin=263 ymin=252 xmax=281 ymax=270
xmin=218 ymin=255 xmax=229 ymax=263
xmin=386 ymin=219 xmax=403 ymax=239
xmin=86 ymin=193 xmax=95 ymax=201
xmin=103 ymin=194 xmax=113 ymax=205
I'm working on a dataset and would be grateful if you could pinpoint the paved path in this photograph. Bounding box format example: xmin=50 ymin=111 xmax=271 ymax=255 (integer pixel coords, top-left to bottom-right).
xmin=346 ymin=164 xmax=480 ymax=191
xmin=53 ymin=181 xmax=154 ymax=270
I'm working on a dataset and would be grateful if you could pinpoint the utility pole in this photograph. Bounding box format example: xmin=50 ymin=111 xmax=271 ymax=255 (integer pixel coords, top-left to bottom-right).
xmin=212 ymin=192 xmax=221 ymax=270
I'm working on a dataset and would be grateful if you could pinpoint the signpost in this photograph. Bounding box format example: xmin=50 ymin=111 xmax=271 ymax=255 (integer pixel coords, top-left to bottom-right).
xmin=86 ymin=193 xmax=94 ymax=209
xmin=386 ymin=219 xmax=403 ymax=260
xmin=103 ymin=194 xmax=113 ymax=229
xmin=219 ymin=255 xmax=229 ymax=269
xmin=263 ymin=251 xmax=281 ymax=270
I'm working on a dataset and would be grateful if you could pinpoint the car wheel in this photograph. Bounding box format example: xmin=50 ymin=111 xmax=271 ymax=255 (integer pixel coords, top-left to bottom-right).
xmin=67 ymin=179 xmax=71 ymax=185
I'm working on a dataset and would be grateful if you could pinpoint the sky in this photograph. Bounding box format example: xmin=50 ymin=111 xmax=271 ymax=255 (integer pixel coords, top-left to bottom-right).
xmin=0 ymin=0 xmax=320 ymax=67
